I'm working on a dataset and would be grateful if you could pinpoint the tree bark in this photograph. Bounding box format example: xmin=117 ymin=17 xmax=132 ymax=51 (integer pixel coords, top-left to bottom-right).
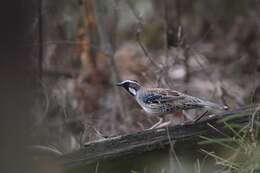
xmin=61 ymin=105 xmax=258 ymax=167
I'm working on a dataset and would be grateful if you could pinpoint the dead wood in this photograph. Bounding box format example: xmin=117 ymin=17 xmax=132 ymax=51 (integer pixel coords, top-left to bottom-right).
xmin=61 ymin=104 xmax=259 ymax=167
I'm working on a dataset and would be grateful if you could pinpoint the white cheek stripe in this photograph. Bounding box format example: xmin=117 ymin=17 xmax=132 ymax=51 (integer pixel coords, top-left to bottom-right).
xmin=129 ymin=88 xmax=137 ymax=96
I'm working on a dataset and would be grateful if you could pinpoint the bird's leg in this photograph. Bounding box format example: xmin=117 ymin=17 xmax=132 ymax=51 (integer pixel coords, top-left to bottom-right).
xmin=156 ymin=120 xmax=172 ymax=128
xmin=183 ymin=110 xmax=193 ymax=120
xmin=172 ymin=111 xmax=185 ymax=125
xmin=193 ymin=110 xmax=209 ymax=123
xmin=181 ymin=111 xmax=193 ymax=125
xmin=148 ymin=117 xmax=163 ymax=130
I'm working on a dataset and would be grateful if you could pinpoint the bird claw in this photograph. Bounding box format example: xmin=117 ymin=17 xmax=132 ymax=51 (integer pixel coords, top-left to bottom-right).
xmin=156 ymin=121 xmax=171 ymax=128
xmin=148 ymin=118 xmax=163 ymax=130
xmin=148 ymin=118 xmax=172 ymax=130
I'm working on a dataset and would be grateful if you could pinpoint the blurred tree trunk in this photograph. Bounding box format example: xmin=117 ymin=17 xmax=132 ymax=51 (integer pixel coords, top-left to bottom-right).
xmin=0 ymin=1 xmax=40 ymax=173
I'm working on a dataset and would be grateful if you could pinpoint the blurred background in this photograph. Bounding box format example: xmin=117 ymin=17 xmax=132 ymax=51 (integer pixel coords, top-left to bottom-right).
xmin=0 ymin=0 xmax=259 ymax=172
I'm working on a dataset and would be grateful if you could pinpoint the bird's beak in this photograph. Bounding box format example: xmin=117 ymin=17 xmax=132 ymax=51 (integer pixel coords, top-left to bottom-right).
xmin=116 ymin=82 xmax=123 ymax=86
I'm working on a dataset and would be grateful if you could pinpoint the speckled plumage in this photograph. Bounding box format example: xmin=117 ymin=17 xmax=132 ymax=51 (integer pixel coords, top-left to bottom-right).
xmin=136 ymin=88 xmax=202 ymax=115
xmin=117 ymin=80 xmax=227 ymax=116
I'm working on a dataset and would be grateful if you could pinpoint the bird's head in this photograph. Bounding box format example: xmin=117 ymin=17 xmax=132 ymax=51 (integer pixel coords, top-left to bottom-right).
xmin=116 ymin=80 xmax=141 ymax=96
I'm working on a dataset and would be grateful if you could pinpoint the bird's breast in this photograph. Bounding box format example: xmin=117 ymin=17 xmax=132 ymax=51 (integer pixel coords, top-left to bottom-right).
xmin=135 ymin=96 xmax=160 ymax=115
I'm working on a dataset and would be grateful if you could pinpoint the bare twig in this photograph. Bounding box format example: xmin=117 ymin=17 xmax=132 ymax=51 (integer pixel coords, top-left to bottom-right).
xmin=135 ymin=29 xmax=161 ymax=69
xmin=195 ymin=159 xmax=201 ymax=173
xmin=164 ymin=0 xmax=183 ymax=48
xmin=194 ymin=111 xmax=209 ymax=123
xmin=175 ymin=0 xmax=183 ymax=46
xmin=164 ymin=0 xmax=169 ymax=56
xmin=126 ymin=0 xmax=175 ymax=88
xmin=173 ymin=0 xmax=190 ymax=83
xmin=126 ymin=1 xmax=162 ymax=70
xmin=164 ymin=0 xmax=189 ymax=84
xmin=166 ymin=126 xmax=184 ymax=173
xmin=95 ymin=161 xmax=100 ymax=173
xmin=30 ymin=145 xmax=63 ymax=156
xmin=183 ymin=46 xmax=191 ymax=83
xmin=217 ymin=82 xmax=230 ymax=107
xmin=126 ymin=0 xmax=143 ymax=23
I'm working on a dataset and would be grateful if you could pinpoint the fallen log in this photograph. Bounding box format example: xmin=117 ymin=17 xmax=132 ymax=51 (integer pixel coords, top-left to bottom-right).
xmin=61 ymin=104 xmax=259 ymax=167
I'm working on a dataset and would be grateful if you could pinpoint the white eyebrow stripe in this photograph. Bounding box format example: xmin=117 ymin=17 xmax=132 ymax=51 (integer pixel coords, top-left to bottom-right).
xmin=122 ymin=80 xmax=139 ymax=85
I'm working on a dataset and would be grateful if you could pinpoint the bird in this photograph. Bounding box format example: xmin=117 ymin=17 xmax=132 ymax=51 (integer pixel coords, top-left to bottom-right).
xmin=117 ymin=80 xmax=228 ymax=128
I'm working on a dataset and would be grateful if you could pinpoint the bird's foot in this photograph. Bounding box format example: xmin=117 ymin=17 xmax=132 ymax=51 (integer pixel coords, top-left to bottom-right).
xmin=156 ymin=120 xmax=171 ymax=128
xmin=148 ymin=118 xmax=163 ymax=130
xmin=148 ymin=118 xmax=172 ymax=130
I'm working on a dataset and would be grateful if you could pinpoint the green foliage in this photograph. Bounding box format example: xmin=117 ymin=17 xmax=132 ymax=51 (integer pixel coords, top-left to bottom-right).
xmin=200 ymin=111 xmax=260 ymax=173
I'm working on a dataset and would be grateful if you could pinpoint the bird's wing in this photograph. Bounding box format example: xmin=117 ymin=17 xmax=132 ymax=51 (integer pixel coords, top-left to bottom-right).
xmin=141 ymin=88 xmax=185 ymax=104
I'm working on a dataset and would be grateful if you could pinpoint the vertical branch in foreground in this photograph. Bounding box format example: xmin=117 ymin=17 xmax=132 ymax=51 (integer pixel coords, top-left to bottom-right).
xmin=93 ymin=0 xmax=130 ymax=122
